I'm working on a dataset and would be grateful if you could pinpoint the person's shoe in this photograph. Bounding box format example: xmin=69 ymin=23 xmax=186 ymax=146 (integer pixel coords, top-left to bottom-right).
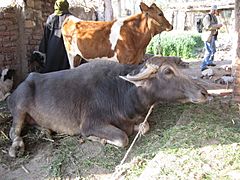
xmin=207 ymin=63 xmax=216 ymax=67
xmin=201 ymin=67 xmax=208 ymax=71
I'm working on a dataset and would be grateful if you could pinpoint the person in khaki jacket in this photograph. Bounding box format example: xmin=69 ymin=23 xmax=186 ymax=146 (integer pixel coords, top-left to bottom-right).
xmin=201 ymin=5 xmax=222 ymax=71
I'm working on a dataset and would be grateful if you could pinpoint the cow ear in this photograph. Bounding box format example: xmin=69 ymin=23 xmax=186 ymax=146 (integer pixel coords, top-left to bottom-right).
xmin=150 ymin=3 xmax=157 ymax=8
xmin=140 ymin=2 xmax=149 ymax=12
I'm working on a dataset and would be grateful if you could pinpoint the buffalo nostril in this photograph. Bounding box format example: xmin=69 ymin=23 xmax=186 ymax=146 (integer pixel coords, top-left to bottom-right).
xmin=201 ymin=89 xmax=208 ymax=97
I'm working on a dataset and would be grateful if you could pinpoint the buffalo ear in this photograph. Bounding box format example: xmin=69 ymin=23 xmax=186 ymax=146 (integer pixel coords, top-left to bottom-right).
xmin=140 ymin=2 xmax=149 ymax=12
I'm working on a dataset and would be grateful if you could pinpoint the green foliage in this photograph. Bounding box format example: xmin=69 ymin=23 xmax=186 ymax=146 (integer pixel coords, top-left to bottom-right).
xmin=146 ymin=31 xmax=204 ymax=59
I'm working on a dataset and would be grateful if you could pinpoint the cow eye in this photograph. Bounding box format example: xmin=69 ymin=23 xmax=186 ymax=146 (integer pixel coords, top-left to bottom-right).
xmin=158 ymin=13 xmax=163 ymax=16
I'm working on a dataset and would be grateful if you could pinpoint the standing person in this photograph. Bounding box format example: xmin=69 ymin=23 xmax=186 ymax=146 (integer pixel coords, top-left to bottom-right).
xmin=200 ymin=5 xmax=222 ymax=71
xmin=39 ymin=0 xmax=71 ymax=73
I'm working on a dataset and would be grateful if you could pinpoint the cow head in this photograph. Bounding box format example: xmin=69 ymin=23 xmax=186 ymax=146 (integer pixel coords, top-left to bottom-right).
xmin=140 ymin=2 xmax=173 ymax=34
xmin=120 ymin=58 xmax=208 ymax=104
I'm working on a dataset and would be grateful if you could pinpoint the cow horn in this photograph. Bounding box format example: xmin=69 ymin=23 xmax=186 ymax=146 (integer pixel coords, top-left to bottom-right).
xmin=125 ymin=63 xmax=159 ymax=81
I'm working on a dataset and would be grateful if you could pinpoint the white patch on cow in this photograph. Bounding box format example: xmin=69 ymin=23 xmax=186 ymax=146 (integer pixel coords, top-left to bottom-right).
xmin=70 ymin=35 xmax=119 ymax=63
xmin=68 ymin=15 xmax=81 ymax=23
xmin=71 ymin=36 xmax=84 ymax=58
xmin=109 ymin=17 xmax=126 ymax=50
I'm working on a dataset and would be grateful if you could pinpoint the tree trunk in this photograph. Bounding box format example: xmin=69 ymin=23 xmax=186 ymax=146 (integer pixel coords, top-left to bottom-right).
xmin=117 ymin=0 xmax=121 ymax=18
xmin=104 ymin=0 xmax=113 ymax=21
xmin=233 ymin=0 xmax=240 ymax=101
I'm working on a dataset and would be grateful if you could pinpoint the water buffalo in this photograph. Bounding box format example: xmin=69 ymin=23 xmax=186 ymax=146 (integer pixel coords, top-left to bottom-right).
xmin=7 ymin=57 xmax=208 ymax=157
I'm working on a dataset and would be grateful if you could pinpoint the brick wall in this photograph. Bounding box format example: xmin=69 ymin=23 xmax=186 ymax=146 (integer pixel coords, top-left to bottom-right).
xmin=0 ymin=1 xmax=54 ymax=85
xmin=233 ymin=0 xmax=240 ymax=101
xmin=0 ymin=7 xmax=18 ymax=72
xmin=0 ymin=0 xmax=97 ymax=86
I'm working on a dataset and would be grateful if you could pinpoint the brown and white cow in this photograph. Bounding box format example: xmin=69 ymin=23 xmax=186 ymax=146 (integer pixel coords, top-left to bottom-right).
xmin=61 ymin=2 xmax=173 ymax=68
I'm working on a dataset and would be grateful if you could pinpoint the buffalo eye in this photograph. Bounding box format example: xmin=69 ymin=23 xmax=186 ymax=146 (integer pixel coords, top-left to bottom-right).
xmin=163 ymin=67 xmax=173 ymax=77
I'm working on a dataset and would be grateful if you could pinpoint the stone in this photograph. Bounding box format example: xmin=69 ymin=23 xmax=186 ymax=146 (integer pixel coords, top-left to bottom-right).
xmin=26 ymin=0 xmax=34 ymax=8
xmin=201 ymin=68 xmax=214 ymax=78
xmin=25 ymin=20 xmax=36 ymax=28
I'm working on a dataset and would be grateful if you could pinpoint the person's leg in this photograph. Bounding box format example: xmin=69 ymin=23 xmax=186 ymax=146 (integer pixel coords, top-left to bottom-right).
xmin=201 ymin=41 xmax=211 ymax=71
xmin=208 ymin=37 xmax=216 ymax=65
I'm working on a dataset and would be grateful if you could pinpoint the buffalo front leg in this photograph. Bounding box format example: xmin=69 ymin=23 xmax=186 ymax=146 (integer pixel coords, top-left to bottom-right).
xmin=134 ymin=121 xmax=150 ymax=135
xmin=86 ymin=125 xmax=129 ymax=148
xmin=9 ymin=112 xmax=26 ymax=158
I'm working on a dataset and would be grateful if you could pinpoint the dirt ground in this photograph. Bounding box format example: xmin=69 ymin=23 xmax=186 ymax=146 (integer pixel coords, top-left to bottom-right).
xmin=0 ymin=58 xmax=234 ymax=179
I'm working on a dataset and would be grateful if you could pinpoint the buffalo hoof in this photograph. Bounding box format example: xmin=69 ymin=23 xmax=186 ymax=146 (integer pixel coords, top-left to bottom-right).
xmin=9 ymin=137 xmax=25 ymax=158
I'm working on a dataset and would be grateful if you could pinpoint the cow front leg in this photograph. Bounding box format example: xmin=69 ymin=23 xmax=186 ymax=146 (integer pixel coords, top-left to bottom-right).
xmin=9 ymin=112 xmax=26 ymax=158
xmin=85 ymin=125 xmax=129 ymax=148
xmin=73 ymin=55 xmax=82 ymax=67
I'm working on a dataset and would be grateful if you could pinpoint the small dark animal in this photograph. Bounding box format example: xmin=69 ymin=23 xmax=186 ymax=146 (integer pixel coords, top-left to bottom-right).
xmin=0 ymin=68 xmax=15 ymax=101
xmin=29 ymin=51 xmax=46 ymax=72
xmin=7 ymin=57 xmax=208 ymax=157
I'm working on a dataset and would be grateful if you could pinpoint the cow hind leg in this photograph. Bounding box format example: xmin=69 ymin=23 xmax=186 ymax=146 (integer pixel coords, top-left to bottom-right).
xmin=9 ymin=111 xmax=26 ymax=158
xmin=86 ymin=125 xmax=129 ymax=148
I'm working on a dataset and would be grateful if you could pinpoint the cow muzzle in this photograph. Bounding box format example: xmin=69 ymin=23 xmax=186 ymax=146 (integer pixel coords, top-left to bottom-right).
xmin=166 ymin=25 xmax=173 ymax=31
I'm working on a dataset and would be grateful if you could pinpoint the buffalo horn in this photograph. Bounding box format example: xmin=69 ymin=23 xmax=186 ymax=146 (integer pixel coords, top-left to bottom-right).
xmin=125 ymin=63 xmax=159 ymax=81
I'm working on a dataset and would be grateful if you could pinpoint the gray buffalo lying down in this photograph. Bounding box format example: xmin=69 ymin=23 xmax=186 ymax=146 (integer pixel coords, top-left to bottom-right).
xmin=7 ymin=57 xmax=208 ymax=157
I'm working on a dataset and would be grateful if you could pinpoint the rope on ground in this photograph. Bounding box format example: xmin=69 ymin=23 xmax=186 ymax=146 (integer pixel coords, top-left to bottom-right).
xmin=111 ymin=105 xmax=155 ymax=180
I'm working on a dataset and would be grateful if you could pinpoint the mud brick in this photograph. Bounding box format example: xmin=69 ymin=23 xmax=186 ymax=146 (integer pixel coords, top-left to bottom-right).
xmin=25 ymin=20 xmax=36 ymax=28
xmin=2 ymin=36 xmax=10 ymax=42
xmin=10 ymin=31 xmax=18 ymax=36
xmin=4 ymin=12 xmax=15 ymax=19
xmin=0 ymin=31 xmax=10 ymax=36
xmin=3 ymin=42 xmax=12 ymax=47
xmin=34 ymin=1 xmax=42 ymax=10
xmin=26 ymin=0 xmax=34 ymax=8
xmin=0 ymin=54 xmax=4 ymax=61
xmin=33 ymin=35 xmax=42 ymax=40
xmin=8 ymin=25 xmax=18 ymax=31
xmin=29 ymin=39 xmax=38 ymax=45
xmin=0 ymin=25 xmax=6 ymax=31
xmin=25 ymin=9 xmax=34 ymax=19
xmin=24 ymin=28 xmax=33 ymax=34
xmin=0 ymin=20 xmax=13 ymax=25
xmin=10 ymin=34 xmax=18 ymax=41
